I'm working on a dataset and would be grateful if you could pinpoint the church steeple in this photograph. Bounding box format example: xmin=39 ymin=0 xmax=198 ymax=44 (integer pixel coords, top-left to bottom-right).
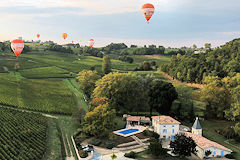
xmin=192 ymin=117 xmax=202 ymax=136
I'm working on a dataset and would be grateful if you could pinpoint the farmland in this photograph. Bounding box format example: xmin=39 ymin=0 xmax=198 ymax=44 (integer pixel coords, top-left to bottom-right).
xmin=0 ymin=73 xmax=76 ymax=114
xmin=0 ymin=107 xmax=48 ymax=160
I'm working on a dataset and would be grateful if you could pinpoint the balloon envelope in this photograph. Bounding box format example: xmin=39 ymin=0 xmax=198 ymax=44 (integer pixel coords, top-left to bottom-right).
xmin=11 ymin=39 xmax=24 ymax=57
xmin=62 ymin=33 xmax=68 ymax=39
xmin=37 ymin=34 xmax=40 ymax=38
xmin=89 ymin=39 xmax=95 ymax=48
xmin=141 ymin=3 xmax=155 ymax=22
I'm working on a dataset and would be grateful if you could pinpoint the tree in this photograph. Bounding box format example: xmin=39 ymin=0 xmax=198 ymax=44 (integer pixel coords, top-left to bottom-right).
xmin=205 ymin=150 xmax=212 ymax=158
xmin=111 ymin=154 xmax=117 ymax=160
xmin=93 ymin=73 xmax=149 ymax=112
xmin=142 ymin=61 xmax=151 ymax=71
xmin=14 ymin=62 xmax=20 ymax=72
xmin=72 ymin=108 xmax=86 ymax=124
xmin=83 ymin=103 xmax=116 ymax=137
xmin=102 ymin=55 xmax=111 ymax=74
xmin=170 ymin=134 xmax=196 ymax=157
xmin=204 ymin=43 xmax=211 ymax=49
xmin=200 ymin=76 xmax=232 ymax=119
xmin=77 ymin=70 xmax=101 ymax=99
xmin=193 ymin=44 xmax=197 ymax=50
xmin=89 ymin=97 xmax=108 ymax=111
xmin=148 ymin=138 xmax=166 ymax=156
xmin=148 ymin=80 xmax=178 ymax=115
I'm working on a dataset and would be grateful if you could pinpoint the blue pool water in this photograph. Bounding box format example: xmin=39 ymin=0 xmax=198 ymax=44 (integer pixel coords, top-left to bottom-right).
xmin=90 ymin=152 xmax=102 ymax=160
xmin=119 ymin=129 xmax=139 ymax=135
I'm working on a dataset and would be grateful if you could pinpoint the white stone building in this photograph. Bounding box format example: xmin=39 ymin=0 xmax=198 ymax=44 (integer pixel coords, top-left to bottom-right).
xmin=152 ymin=116 xmax=180 ymax=140
xmin=185 ymin=118 xmax=232 ymax=159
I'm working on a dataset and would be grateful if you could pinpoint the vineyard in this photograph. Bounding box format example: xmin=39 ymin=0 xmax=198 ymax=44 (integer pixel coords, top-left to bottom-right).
xmin=0 ymin=107 xmax=48 ymax=160
xmin=0 ymin=73 xmax=76 ymax=114
xmin=20 ymin=66 xmax=71 ymax=78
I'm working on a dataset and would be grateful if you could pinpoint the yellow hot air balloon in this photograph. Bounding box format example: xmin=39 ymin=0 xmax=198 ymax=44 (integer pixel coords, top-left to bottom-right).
xmin=62 ymin=33 xmax=68 ymax=39
xmin=80 ymin=39 xmax=83 ymax=42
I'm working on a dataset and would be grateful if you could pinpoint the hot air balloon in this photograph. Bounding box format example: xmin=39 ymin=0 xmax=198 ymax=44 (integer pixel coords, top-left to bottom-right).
xmin=72 ymin=40 xmax=74 ymax=44
xmin=11 ymin=39 xmax=24 ymax=58
xmin=62 ymin=33 xmax=68 ymax=39
xmin=37 ymin=34 xmax=40 ymax=38
xmin=89 ymin=39 xmax=95 ymax=48
xmin=141 ymin=3 xmax=155 ymax=23
xmin=80 ymin=39 xmax=83 ymax=42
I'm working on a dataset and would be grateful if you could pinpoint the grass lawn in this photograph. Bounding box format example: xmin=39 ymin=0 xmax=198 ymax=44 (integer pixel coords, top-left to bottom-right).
xmin=130 ymin=55 xmax=171 ymax=66
xmin=201 ymin=120 xmax=240 ymax=159
xmin=64 ymin=78 xmax=88 ymax=111
xmin=43 ymin=118 xmax=64 ymax=160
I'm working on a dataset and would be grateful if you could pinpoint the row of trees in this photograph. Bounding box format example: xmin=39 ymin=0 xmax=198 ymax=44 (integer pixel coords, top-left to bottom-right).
xmin=161 ymin=39 xmax=240 ymax=83
xmin=47 ymin=44 xmax=74 ymax=54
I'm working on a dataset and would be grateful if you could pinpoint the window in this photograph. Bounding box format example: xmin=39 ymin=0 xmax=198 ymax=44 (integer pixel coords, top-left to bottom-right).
xmin=164 ymin=125 xmax=166 ymax=127
xmin=172 ymin=125 xmax=174 ymax=127
xmin=163 ymin=129 xmax=167 ymax=134
xmin=172 ymin=129 xmax=175 ymax=133
xmin=213 ymin=151 xmax=216 ymax=156
xmin=221 ymin=151 xmax=224 ymax=157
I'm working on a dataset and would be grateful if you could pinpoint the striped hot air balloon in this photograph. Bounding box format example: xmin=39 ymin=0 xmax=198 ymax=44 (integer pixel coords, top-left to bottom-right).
xmin=89 ymin=39 xmax=95 ymax=48
xmin=141 ymin=3 xmax=155 ymax=23
xmin=11 ymin=39 xmax=24 ymax=57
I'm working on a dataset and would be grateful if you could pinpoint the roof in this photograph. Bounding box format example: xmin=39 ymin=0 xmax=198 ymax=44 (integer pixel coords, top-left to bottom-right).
xmin=152 ymin=116 xmax=181 ymax=125
xmin=192 ymin=117 xmax=202 ymax=129
xmin=126 ymin=116 xmax=150 ymax=122
xmin=185 ymin=132 xmax=232 ymax=152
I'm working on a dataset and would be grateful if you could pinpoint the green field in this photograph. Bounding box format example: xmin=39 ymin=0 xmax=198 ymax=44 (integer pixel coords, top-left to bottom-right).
xmin=20 ymin=66 xmax=71 ymax=78
xmin=0 ymin=73 xmax=76 ymax=114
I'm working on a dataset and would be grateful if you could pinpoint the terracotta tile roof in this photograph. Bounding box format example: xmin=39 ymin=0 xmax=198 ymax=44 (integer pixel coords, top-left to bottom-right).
xmin=152 ymin=116 xmax=181 ymax=125
xmin=185 ymin=132 xmax=232 ymax=152
xmin=126 ymin=116 xmax=150 ymax=122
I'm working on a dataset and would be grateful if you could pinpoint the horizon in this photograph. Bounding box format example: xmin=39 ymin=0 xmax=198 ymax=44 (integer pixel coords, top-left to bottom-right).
xmin=0 ymin=0 xmax=240 ymax=48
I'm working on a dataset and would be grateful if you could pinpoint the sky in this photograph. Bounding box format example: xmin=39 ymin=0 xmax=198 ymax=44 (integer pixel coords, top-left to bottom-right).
xmin=0 ymin=0 xmax=240 ymax=48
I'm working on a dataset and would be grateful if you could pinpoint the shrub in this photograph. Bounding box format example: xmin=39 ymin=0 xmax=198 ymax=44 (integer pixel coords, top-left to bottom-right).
xmin=152 ymin=132 xmax=160 ymax=139
xmin=225 ymin=153 xmax=235 ymax=159
xmin=79 ymin=150 xmax=88 ymax=158
xmin=109 ymin=133 xmax=117 ymax=140
xmin=124 ymin=151 xmax=136 ymax=158
xmin=143 ymin=129 xmax=150 ymax=136
xmin=90 ymin=139 xmax=102 ymax=146
xmin=105 ymin=141 xmax=115 ymax=149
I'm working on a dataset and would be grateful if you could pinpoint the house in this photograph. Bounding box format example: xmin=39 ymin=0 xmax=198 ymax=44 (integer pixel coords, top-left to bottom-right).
xmin=126 ymin=116 xmax=151 ymax=126
xmin=194 ymin=50 xmax=206 ymax=54
xmin=152 ymin=116 xmax=180 ymax=140
xmin=185 ymin=118 xmax=232 ymax=159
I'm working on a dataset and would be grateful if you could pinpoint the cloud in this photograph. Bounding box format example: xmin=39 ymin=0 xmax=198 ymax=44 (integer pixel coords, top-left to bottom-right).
xmin=0 ymin=0 xmax=240 ymax=16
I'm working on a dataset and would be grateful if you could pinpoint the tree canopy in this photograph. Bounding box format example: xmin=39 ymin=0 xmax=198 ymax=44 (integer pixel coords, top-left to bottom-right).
xmin=148 ymin=80 xmax=178 ymax=115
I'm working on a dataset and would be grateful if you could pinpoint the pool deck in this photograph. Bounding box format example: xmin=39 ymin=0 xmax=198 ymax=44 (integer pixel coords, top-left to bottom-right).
xmin=113 ymin=126 xmax=146 ymax=137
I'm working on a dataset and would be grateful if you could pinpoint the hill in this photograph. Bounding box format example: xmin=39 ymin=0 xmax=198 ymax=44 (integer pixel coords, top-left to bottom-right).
xmin=161 ymin=38 xmax=240 ymax=83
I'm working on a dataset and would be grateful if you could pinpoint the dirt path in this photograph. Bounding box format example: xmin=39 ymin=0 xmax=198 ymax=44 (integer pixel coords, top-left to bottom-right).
xmin=161 ymin=72 xmax=204 ymax=88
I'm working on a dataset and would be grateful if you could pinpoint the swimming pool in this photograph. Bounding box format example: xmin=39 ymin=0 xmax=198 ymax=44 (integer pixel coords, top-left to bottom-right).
xmin=118 ymin=128 xmax=139 ymax=135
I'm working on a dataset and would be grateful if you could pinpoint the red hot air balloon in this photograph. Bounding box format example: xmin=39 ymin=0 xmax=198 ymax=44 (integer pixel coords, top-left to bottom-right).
xmin=11 ymin=39 xmax=24 ymax=58
xmin=141 ymin=3 xmax=155 ymax=23
xmin=89 ymin=39 xmax=95 ymax=48
xmin=37 ymin=34 xmax=40 ymax=38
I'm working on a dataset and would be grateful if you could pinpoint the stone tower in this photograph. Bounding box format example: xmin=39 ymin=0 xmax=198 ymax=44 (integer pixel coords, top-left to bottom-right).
xmin=192 ymin=117 xmax=202 ymax=136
